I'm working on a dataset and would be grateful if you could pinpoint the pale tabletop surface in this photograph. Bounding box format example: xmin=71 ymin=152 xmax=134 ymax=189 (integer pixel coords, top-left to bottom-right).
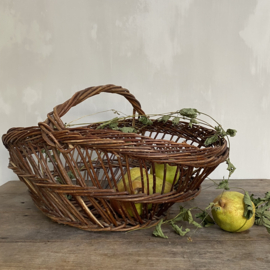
xmin=0 ymin=179 xmax=269 ymax=270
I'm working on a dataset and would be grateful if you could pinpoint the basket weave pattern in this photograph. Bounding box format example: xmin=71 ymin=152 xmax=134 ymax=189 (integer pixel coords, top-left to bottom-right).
xmin=2 ymin=85 xmax=229 ymax=231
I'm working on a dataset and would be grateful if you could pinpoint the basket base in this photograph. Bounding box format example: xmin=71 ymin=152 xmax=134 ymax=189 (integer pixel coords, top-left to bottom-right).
xmin=29 ymin=186 xmax=201 ymax=232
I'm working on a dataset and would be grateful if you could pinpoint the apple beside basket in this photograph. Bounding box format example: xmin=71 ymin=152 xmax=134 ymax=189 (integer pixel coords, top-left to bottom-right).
xmin=2 ymin=85 xmax=229 ymax=232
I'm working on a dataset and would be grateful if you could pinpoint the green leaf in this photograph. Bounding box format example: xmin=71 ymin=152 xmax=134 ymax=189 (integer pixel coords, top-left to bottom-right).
xmin=226 ymin=159 xmax=236 ymax=177
xmin=139 ymin=116 xmax=153 ymax=125
xmin=189 ymin=118 xmax=198 ymax=128
xmin=255 ymin=217 xmax=264 ymax=226
xmin=226 ymin=129 xmax=237 ymax=137
xmin=183 ymin=210 xmax=202 ymax=228
xmin=183 ymin=210 xmax=193 ymax=223
xmin=170 ymin=222 xmax=190 ymax=236
xmin=265 ymin=192 xmax=270 ymax=200
xmin=216 ymin=179 xmax=230 ymax=190
xmin=255 ymin=210 xmax=270 ymax=228
xmin=251 ymin=192 xmax=270 ymax=208
xmin=172 ymin=116 xmax=180 ymax=126
xmin=179 ymin=108 xmax=199 ymax=118
xmin=204 ymin=133 xmax=219 ymax=146
xmin=243 ymin=191 xmax=254 ymax=220
xmin=153 ymin=219 xmax=168 ymax=239
xmin=67 ymin=171 xmax=75 ymax=179
xmin=97 ymin=117 xmax=119 ymax=129
xmin=109 ymin=121 xmax=119 ymax=129
xmin=118 ymin=127 xmax=137 ymax=133
xmin=262 ymin=216 xmax=270 ymax=228
xmin=172 ymin=206 xmax=189 ymax=222
xmin=214 ymin=126 xmax=227 ymax=136
xmin=250 ymin=194 xmax=262 ymax=207
xmin=263 ymin=211 xmax=270 ymax=219
xmin=159 ymin=115 xmax=171 ymax=123
xmin=55 ymin=176 xmax=63 ymax=184
xmin=250 ymin=191 xmax=270 ymax=229
xmin=256 ymin=202 xmax=270 ymax=215
xmin=195 ymin=210 xmax=215 ymax=227
xmin=190 ymin=220 xmax=203 ymax=228
xmin=259 ymin=192 xmax=270 ymax=202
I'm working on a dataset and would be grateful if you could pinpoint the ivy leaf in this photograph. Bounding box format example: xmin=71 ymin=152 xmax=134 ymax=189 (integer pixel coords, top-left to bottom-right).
xmin=195 ymin=210 xmax=215 ymax=227
xmin=263 ymin=216 xmax=270 ymax=229
xmin=262 ymin=214 xmax=270 ymax=234
xmin=159 ymin=115 xmax=171 ymax=123
xmin=255 ymin=216 xmax=264 ymax=226
xmin=216 ymin=179 xmax=230 ymax=190
xmin=265 ymin=192 xmax=270 ymax=200
xmin=214 ymin=126 xmax=227 ymax=137
xmin=251 ymin=192 xmax=270 ymax=232
xmin=257 ymin=192 xmax=270 ymax=202
xmin=172 ymin=206 xmax=189 ymax=222
xmin=170 ymin=222 xmax=190 ymax=236
xmin=263 ymin=211 xmax=270 ymax=219
xmin=153 ymin=219 xmax=168 ymax=239
xmin=250 ymin=194 xmax=262 ymax=207
xmin=97 ymin=117 xmax=119 ymax=129
xmin=118 ymin=127 xmax=137 ymax=133
xmin=183 ymin=210 xmax=202 ymax=228
xmin=190 ymin=220 xmax=202 ymax=229
xmin=56 ymin=176 xmax=63 ymax=184
xmin=251 ymin=192 xmax=270 ymax=206
xmin=189 ymin=118 xmax=198 ymax=128
xmin=226 ymin=129 xmax=237 ymax=137
xmin=204 ymin=133 xmax=219 ymax=146
xmin=256 ymin=202 xmax=270 ymax=215
xmin=139 ymin=116 xmax=153 ymax=125
xmin=243 ymin=191 xmax=254 ymax=220
xmin=109 ymin=121 xmax=119 ymax=129
xmin=179 ymin=108 xmax=199 ymax=118
xmin=182 ymin=209 xmax=192 ymax=223
xmin=204 ymin=126 xmax=236 ymax=146
xmin=172 ymin=116 xmax=180 ymax=126
xmin=67 ymin=171 xmax=75 ymax=179
xmin=226 ymin=158 xmax=236 ymax=177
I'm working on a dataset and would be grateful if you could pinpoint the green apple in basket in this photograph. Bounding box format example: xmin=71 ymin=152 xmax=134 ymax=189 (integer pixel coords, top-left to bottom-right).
xmin=111 ymin=168 xmax=172 ymax=217
xmin=116 ymin=167 xmax=146 ymax=192
xmin=150 ymin=163 xmax=180 ymax=185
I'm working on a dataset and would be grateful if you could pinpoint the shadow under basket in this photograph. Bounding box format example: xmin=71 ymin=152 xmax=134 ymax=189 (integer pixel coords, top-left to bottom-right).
xmin=2 ymin=85 xmax=229 ymax=232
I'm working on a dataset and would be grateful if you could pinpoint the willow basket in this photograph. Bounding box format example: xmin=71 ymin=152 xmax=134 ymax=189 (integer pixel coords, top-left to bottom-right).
xmin=2 ymin=85 xmax=229 ymax=232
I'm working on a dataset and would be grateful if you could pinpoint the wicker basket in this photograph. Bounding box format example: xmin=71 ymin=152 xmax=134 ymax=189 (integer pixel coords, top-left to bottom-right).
xmin=2 ymin=85 xmax=228 ymax=232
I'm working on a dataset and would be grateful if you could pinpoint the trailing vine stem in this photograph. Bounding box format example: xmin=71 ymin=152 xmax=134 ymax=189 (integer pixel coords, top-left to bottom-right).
xmin=66 ymin=108 xmax=225 ymax=133
xmin=65 ymin=107 xmax=237 ymax=180
xmin=200 ymin=111 xmax=232 ymax=154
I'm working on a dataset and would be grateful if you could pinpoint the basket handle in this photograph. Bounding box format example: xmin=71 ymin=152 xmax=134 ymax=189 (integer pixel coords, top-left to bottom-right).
xmin=38 ymin=84 xmax=146 ymax=149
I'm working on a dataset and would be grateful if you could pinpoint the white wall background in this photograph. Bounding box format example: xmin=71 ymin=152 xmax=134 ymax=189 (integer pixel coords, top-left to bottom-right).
xmin=1 ymin=0 xmax=270 ymax=186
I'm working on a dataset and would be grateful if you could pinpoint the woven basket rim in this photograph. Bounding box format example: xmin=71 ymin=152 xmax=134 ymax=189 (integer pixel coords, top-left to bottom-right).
xmin=3 ymin=118 xmax=228 ymax=168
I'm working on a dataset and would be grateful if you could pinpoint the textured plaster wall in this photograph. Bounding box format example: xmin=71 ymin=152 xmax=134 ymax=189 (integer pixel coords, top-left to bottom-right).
xmin=1 ymin=0 xmax=270 ymax=186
